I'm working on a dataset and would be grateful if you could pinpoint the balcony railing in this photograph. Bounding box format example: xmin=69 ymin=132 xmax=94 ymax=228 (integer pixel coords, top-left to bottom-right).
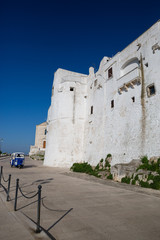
xmin=117 ymin=67 xmax=140 ymax=87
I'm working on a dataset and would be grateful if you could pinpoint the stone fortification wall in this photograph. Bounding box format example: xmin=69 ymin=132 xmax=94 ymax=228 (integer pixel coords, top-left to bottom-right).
xmin=44 ymin=69 xmax=88 ymax=167
xmin=29 ymin=122 xmax=47 ymax=156
xmin=44 ymin=20 xmax=160 ymax=168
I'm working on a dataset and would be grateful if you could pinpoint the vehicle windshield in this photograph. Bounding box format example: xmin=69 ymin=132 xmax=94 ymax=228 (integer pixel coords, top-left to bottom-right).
xmin=16 ymin=154 xmax=24 ymax=158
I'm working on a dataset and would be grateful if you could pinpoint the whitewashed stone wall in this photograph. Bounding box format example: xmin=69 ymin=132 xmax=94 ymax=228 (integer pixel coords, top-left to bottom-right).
xmin=29 ymin=122 xmax=47 ymax=156
xmin=44 ymin=20 xmax=160 ymax=168
xmin=44 ymin=69 xmax=88 ymax=167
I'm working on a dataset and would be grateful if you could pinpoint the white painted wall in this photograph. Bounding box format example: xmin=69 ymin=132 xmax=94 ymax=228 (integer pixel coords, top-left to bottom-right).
xmin=44 ymin=69 xmax=88 ymax=167
xmin=29 ymin=122 xmax=47 ymax=156
xmin=44 ymin=20 xmax=160 ymax=168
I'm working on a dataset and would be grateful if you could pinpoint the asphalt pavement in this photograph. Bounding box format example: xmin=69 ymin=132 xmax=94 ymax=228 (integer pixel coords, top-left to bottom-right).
xmin=0 ymin=156 xmax=160 ymax=240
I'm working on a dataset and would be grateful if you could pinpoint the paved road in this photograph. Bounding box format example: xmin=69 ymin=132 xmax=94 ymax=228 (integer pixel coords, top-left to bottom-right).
xmin=0 ymin=156 xmax=160 ymax=240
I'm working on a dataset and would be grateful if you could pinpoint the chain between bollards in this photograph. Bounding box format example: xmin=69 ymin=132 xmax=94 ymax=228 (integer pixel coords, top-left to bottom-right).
xmin=7 ymin=174 xmax=11 ymax=201
xmin=14 ymin=178 xmax=19 ymax=211
xmin=36 ymin=185 xmax=42 ymax=233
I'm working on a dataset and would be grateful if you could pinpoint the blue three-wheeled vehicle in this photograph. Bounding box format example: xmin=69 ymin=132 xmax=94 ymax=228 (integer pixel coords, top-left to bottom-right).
xmin=10 ymin=152 xmax=25 ymax=168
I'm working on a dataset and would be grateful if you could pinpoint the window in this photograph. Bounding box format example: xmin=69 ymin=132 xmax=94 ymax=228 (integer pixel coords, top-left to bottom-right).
xmin=91 ymin=106 xmax=93 ymax=114
xmin=132 ymin=97 xmax=135 ymax=102
xmin=108 ymin=67 xmax=113 ymax=79
xmin=94 ymin=79 xmax=97 ymax=87
xmin=44 ymin=129 xmax=47 ymax=135
xmin=111 ymin=100 xmax=114 ymax=108
xmin=70 ymin=87 xmax=74 ymax=91
xmin=147 ymin=84 xmax=156 ymax=97
xmin=52 ymin=87 xmax=54 ymax=96
xmin=43 ymin=141 xmax=46 ymax=148
xmin=121 ymin=57 xmax=139 ymax=77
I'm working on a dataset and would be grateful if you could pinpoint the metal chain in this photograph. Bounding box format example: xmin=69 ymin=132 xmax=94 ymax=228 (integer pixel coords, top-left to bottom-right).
xmin=18 ymin=186 xmax=38 ymax=199
xmin=2 ymin=171 xmax=9 ymax=183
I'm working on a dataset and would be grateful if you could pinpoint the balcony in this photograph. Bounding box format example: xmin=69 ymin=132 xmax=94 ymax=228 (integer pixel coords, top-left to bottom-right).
xmin=117 ymin=67 xmax=141 ymax=94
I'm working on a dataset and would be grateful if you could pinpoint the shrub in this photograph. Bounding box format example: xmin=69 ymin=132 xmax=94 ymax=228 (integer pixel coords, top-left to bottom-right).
xmin=70 ymin=162 xmax=101 ymax=178
xmin=147 ymin=174 xmax=154 ymax=181
xmin=100 ymin=159 xmax=104 ymax=163
xmin=105 ymin=160 xmax=111 ymax=168
xmin=141 ymin=156 xmax=149 ymax=164
xmin=131 ymin=179 xmax=136 ymax=185
xmin=107 ymin=174 xmax=113 ymax=180
xmin=134 ymin=174 xmax=139 ymax=181
xmin=91 ymin=171 xmax=101 ymax=178
xmin=136 ymin=155 xmax=160 ymax=172
xmin=70 ymin=162 xmax=93 ymax=174
xmin=95 ymin=164 xmax=99 ymax=170
xmin=121 ymin=176 xmax=131 ymax=184
xmin=150 ymin=175 xmax=160 ymax=190
xmin=139 ymin=181 xmax=150 ymax=188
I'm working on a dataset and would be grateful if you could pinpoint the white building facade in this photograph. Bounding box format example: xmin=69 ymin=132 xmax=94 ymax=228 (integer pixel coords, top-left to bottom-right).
xmin=29 ymin=122 xmax=47 ymax=156
xmin=44 ymin=21 xmax=160 ymax=168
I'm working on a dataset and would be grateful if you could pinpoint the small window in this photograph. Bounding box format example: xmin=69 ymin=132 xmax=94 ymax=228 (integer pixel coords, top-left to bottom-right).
xmin=52 ymin=87 xmax=54 ymax=96
xmin=91 ymin=106 xmax=93 ymax=114
xmin=94 ymin=79 xmax=97 ymax=87
xmin=147 ymin=84 xmax=156 ymax=97
xmin=132 ymin=97 xmax=135 ymax=102
xmin=108 ymin=67 xmax=113 ymax=79
xmin=111 ymin=100 xmax=114 ymax=108
xmin=70 ymin=87 xmax=74 ymax=91
xmin=44 ymin=129 xmax=47 ymax=135
xmin=43 ymin=141 xmax=46 ymax=148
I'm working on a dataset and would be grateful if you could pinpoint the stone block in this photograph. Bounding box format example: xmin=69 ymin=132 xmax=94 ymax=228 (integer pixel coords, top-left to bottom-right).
xmin=107 ymin=156 xmax=112 ymax=163
xmin=138 ymin=175 xmax=143 ymax=181
xmin=143 ymin=178 xmax=148 ymax=182
xmin=149 ymin=156 xmax=159 ymax=163
xmin=148 ymin=180 xmax=153 ymax=184
xmin=151 ymin=172 xmax=159 ymax=176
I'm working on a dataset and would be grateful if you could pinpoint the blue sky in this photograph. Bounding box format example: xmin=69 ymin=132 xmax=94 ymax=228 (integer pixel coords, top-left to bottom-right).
xmin=0 ymin=0 xmax=160 ymax=154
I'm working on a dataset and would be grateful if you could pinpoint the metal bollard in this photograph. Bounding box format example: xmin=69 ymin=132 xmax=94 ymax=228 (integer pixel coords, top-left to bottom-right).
xmin=36 ymin=185 xmax=42 ymax=233
xmin=0 ymin=166 xmax=3 ymax=185
xmin=14 ymin=178 xmax=19 ymax=211
xmin=7 ymin=174 xmax=11 ymax=201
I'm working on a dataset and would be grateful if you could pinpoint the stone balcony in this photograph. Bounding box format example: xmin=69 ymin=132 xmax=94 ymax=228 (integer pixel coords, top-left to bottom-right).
xmin=117 ymin=67 xmax=141 ymax=94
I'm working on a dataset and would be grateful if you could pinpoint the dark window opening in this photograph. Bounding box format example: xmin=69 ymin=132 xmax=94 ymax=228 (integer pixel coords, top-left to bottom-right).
xmin=52 ymin=87 xmax=54 ymax=96
xmin=44 ymin=129 xmax=47 ymax=135
xmin=132 ymin=97 xmax=135 ymax=102
xmin=111 ymin=100 xmax=114 ymax=108
xmin=147 ymin=84 xmax=156 ymax=97
xmin=70 ymin=87 xmax=74 ymax=91
xmin=108 ymin=67 xmax=113 ymax=78
xmin=91 ymin=106 xmax=93 ymax=114
xmin=94 ymin=79 xmax=97 ymax=86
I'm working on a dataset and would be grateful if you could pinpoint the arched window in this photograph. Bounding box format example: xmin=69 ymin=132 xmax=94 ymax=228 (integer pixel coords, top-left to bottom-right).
xmin=121 ymin=57 xmax=139 ymax=77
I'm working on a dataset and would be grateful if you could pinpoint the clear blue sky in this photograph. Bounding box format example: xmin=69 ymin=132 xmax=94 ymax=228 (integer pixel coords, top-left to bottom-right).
xmin=0 ymin=0 xmax=160 ymax=154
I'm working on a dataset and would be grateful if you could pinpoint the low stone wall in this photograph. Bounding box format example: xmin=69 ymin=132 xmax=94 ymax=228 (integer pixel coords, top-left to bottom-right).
xmin=30 ymin=150 xmax=45 ymax=161
xmin=111 ymin=159 xmax=141 ymax=182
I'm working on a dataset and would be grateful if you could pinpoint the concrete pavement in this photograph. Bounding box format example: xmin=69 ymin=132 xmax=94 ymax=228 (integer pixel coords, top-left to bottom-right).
xmin=0 ymin=156 xmax=160 ymax=240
